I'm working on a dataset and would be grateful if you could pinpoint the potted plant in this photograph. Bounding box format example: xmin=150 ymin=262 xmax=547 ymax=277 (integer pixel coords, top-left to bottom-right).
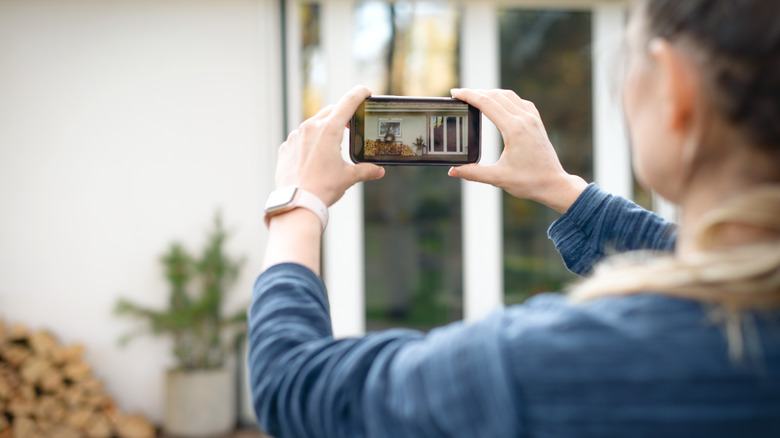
xmin=413 ymin=136 xmax=426 ymax=155
xmin=115 ymin=214 xmax=246 ymax=437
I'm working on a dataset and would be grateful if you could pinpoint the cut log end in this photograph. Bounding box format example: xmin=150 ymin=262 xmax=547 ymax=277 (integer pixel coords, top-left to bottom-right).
xmin=1 ymin=322 xmax=156 ymax=438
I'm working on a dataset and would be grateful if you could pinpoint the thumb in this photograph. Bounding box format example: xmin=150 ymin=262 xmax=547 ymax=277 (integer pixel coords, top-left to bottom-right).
xmin=449 ymin=163 xmax=502 ymax=187
xmin=352 ymin=163 xmax=385 ymax=183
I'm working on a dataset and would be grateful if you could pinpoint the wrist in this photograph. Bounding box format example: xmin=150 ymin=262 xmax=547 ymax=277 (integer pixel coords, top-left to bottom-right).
xmin=264 ymin=186 xmax=329 ymax=231
xmin=537 ymin=174 xmax=588 ymax=214
xmin=266 ymin=207 xmax=322 ymax=232
xmin=263 ymin=208 xmax=323 ymax=274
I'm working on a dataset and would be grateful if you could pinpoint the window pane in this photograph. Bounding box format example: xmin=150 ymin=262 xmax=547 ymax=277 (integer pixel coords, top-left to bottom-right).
xmin=301 ymin=3 xmax=325 ymax=119
xmin=355 ymin=1 xmax=462 ymax=331
xmin=500 ymin=9 xmax=593 ymax=304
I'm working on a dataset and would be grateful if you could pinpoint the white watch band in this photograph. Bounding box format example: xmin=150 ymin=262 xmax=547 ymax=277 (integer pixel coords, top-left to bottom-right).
xmin=264 ymin=186 xmax=329 ymax=231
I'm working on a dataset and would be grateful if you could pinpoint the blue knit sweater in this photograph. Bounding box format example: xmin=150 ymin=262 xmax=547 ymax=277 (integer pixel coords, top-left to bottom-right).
xmin=248 ymin=184 xmax=780 ymax=437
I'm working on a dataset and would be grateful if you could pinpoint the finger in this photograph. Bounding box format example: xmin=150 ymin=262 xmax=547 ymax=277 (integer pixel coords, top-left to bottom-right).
xmin=483 ymin=89 xmax=541 ymax=119
xmin=451 ymin=88 xmax=518 ymax=131
xmin=496 ymin=89 xmax=529 ymax=111
xmin=520 ymin=98 xmax=542 ymax=118
xmin=351 ymin=163 xmax=385 ymax=183
xmin=490 ymin=90 xmax=525 ymax=116
xmin=454 ymin=88 xmax=536 ymax=119
xmin=311 ymin=104 xmax=335 ymax=121
xmin=294 ymin=105 xmax=334 ymax=139
xmin=498 ymin=90 xmax=541 ymax=119
xmin=448 ymin=163 xmax=503 ymax=187
xmin=327 ymin=85 xmax=372 ymax=127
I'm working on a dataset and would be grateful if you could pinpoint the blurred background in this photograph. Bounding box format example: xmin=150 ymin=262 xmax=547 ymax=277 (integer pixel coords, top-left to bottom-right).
xmin=1 ymin=0 xmax=670 ymax=432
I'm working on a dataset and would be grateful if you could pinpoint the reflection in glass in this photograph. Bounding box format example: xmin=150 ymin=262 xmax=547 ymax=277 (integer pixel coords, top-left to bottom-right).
xmin=355 ymin=1 xmax=462 ymax=331
xmin=301 ymin=3 xmax=326 ymax=119
xmin=500 ymin=9 xmax=593 ymax=304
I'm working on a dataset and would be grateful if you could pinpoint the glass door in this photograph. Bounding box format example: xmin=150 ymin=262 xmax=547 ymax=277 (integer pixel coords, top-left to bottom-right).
xmin=286 ymin=0 xmax=637 ymax=336
xmin=499 ymin=8 xmax=594 ymax=304
xmin=353 ymin=1 xmax=463 ymax=331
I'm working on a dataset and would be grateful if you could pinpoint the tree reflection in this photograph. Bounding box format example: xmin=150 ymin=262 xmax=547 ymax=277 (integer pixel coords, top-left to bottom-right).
xmin=500 ymin=9 xmax=593 ymax=304
xmin=356 ymin=2 xmax=462 ymax=331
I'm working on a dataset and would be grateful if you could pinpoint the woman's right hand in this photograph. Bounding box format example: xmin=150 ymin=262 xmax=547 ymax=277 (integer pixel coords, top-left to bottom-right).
xmin=448 ymin=88 xmax=588 ymax=214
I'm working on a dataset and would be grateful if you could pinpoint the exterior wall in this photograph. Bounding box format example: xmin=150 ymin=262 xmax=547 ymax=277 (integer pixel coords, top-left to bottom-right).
xmin=365 ymin=113 xmax=427 ymax=146
xmin=0 ymin=0 xmax=280 ymax=423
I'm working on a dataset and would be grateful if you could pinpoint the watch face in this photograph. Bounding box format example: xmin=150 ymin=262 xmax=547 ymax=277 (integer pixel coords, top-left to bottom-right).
xmin=265 ymin=186 xmax=298 ymax=212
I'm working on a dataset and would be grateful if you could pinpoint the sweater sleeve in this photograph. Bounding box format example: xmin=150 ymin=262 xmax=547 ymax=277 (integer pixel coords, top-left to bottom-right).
xmin=547 ymin=183 xmax=678 ymax=276
xmin=247 ymin=263 xmax=522 ymax=438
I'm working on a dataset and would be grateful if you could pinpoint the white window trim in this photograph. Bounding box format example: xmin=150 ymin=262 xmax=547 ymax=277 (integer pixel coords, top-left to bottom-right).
xmin=320 ymin=0 xmax=365 ymax=338
xmin=427 ymin=116 xmax=465 ymax=155
xmin=593 ymin=2 xmax=632 ymax=199
xmin=285 ymin=0 xmax=635 ymax=335
xmin=461 ymin=2 xmax=503 ymax=322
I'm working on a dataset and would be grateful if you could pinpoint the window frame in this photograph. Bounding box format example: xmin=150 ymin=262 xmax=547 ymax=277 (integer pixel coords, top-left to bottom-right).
xmin=282 ymin=0 xmax=633 ymax=337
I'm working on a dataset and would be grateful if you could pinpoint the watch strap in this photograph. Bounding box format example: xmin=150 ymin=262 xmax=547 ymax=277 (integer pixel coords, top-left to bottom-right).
xmin=264 ymin=187 xmax=329 ymax=231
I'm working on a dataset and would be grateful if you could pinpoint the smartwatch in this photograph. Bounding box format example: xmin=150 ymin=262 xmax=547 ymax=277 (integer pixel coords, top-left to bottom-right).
xmin=264 ymin=186 xmax=328 ymax=231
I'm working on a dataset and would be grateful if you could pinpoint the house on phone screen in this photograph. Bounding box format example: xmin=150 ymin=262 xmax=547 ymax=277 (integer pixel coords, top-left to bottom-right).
xmin=363 ymin=100 xmax=469 ymax=157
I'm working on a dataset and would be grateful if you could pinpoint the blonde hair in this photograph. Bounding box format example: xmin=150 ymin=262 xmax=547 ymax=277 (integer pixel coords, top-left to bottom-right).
xmin=567 ymin=186 xmax=780 ymax=359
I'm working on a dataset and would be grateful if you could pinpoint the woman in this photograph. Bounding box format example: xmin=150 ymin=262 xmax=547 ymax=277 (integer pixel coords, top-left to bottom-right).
xmin=249 ymin=0 xmax=780 ymax=436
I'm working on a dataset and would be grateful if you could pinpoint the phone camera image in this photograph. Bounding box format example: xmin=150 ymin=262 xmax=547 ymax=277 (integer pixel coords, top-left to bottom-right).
xmin=350 ymin=96 xmax=481 ymax=165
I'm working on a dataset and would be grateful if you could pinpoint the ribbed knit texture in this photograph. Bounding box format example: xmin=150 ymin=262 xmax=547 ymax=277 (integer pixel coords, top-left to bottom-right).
xmin=248 ymin=184 xmax=780 ymax=438
xmin=548 ymin=183 xmax=677 ymax=275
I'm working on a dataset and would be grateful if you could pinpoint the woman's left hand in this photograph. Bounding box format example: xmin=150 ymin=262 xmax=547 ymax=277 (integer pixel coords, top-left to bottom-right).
xmin=274 ymin=85 xmax=385 ymax=207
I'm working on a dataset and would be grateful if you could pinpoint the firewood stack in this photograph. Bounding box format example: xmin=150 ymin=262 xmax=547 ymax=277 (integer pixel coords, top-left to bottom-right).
xmin=364 ymin=139 xmax=416 ymax=157
xmin=0 ymin=319 xmax=156 ymax=438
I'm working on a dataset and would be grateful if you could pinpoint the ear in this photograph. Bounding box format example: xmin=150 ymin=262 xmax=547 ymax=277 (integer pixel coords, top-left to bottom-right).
xmin=649 ymin=38 xmax=698 ymax=133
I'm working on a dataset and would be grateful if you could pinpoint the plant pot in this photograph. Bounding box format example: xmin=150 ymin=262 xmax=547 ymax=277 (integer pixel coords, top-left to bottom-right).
xmin=164 ymin=367 xmax=236 ymax=437
xmin=239 ymin=337 xmax=258 ymax=426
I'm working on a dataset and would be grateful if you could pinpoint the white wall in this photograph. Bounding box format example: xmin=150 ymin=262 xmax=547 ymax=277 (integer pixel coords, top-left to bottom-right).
xmin=0 ymin=0 xmax=280 ymax=423
xmin=365 ymin=113 xmax=427 ymax=146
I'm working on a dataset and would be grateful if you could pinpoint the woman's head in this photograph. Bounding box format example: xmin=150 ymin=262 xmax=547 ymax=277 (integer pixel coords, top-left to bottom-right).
xmin=578 ymin=1 xmax=780 ymax=347
xmin=572 ymin=1 xmax=780 ymax=358
xmin=623 ymin=0 xmax=780 ymax=202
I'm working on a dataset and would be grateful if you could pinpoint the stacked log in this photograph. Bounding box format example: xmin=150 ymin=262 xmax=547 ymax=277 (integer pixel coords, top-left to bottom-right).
xmin=364 ymin=140 xmax=416 ymax=157
xmin=0 ymin=320 xmax=155 ymax=438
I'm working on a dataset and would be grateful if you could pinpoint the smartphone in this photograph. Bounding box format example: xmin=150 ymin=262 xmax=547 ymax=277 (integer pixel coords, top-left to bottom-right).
xmin=349 ymin=96 xmax=481 ymax=165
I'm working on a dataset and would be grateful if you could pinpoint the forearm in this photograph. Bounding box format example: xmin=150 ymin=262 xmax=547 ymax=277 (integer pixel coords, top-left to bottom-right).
xmin=248 ymin=264 xmax=335 ymax=436
xmin=548 ymin=184 xmax=678 ymax=275
xmin=263 ymin=208 xmax=323 ymax=275
xmin=248 ymin=263 xmax=521 ymax=438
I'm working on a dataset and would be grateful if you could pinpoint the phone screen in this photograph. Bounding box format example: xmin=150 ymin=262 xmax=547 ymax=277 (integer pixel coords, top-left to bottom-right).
xmin=350 ymin=96 xmax=481 ymax=165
